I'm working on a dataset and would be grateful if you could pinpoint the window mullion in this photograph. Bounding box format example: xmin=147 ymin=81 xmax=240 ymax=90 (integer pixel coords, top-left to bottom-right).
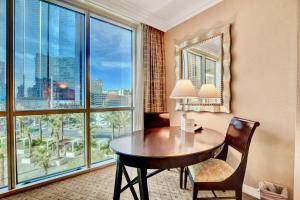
xmin=85 ymin=11 xmax=91 ymax=168
xmin=6 ymin=0 xmax=15 ymax=190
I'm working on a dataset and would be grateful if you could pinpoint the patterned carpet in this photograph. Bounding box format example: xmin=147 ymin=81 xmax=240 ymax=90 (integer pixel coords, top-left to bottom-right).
xmin=1 ymin=165 xmax=256 ymax=200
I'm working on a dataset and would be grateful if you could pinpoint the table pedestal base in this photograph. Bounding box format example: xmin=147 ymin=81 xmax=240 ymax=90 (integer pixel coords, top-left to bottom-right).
xmin=113 ymin=156 xmax=166 ymax=200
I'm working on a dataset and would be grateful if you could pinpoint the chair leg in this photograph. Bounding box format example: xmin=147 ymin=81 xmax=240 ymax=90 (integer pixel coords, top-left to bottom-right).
xmin=236 ymin=189 xmax=242 ymax=200
xmin=184 ymin=167 xmax=188 ymax=189
xmin=192 ymin=187 xmax=198 ymax=200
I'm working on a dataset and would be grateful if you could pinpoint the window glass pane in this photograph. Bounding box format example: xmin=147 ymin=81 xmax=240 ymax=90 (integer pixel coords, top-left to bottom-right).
xmin=205 ymin=58 xmax=217 ymax=85
xmin=90 ymin=111 xmax=132 ymax=164
xmin=14 ymin=0 xmax=85 ymax=111
xmin=15 ymin=114 xmax=85 ymax=184
xmin=0 ymin=117 xmax=7 ymax=188
xmin=90 ymin=18 xmax=132 ymax=108
xmin=185 ymin=52 xmax=202 ymax=89
xmin=0 ymin=0 xmax=6 ymax=111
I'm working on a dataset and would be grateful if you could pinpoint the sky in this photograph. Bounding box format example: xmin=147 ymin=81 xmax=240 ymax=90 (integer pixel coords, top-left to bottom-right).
xmin=0 ymin=0 xmax=5 ymax=63
xmin=90 ymin=17 xmax=132 ymax=91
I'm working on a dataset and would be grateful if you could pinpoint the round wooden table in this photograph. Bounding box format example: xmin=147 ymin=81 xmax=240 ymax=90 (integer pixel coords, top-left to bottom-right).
xmin=110 ymin=126 xmax=224 ymax=200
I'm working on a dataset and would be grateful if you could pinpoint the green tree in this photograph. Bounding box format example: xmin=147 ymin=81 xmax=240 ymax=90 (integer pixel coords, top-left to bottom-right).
xmin=105 ymin=111 xmax=130 ymax=137
xmin=33 ymin=146 xmax=50 ymax=175
xmin=38 ymin=115 xmax=49 ymax=141
xmin=117 ymin=111 xmax=130 ymax=134
xmin=101 ymin=112 xmax=118 ymax=138
xmin=48 ymin=115 xmax=63 ymax=159
xmin=23 ymin=127 xmax=33 ymax=157
xmin=0 ymin=144 xmax=5 ymax=186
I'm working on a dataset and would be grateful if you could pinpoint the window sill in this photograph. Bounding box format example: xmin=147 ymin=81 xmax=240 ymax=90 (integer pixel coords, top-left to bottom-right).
xmin=0 ymin=159 xmax=116 ymax=198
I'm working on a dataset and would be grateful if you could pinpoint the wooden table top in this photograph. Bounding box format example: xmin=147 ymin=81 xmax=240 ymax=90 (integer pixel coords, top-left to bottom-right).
xmin=110 ymin=126 xmax=225 ymax=159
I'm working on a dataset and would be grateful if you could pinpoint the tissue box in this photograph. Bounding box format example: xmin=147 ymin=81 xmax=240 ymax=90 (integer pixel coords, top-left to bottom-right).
xmin=181 ymin=117 xmax=194 ymax=133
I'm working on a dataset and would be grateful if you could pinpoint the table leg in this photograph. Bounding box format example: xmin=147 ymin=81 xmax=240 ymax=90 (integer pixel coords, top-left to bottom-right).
xmin=122 ymin=165 xmax=139 ymax=200
xmin=113 ymin=156 xmax=123 ymax=200
xmin=137 ymin=168 xmax=149 ymax=200
xmin=180 ymin=167 xmax=184 ymax=189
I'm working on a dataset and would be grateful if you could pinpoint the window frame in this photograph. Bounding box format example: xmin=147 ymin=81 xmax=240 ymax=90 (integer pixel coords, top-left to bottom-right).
xmin=88 ymin=13 xmax=135 ymax=166
xmin=3 ymin=0 xmax=137 ymax=192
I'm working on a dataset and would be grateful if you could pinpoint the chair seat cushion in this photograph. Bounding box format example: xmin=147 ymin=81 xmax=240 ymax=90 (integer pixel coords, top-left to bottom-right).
xmin=188 ymin=158 xmax=234 ymax=182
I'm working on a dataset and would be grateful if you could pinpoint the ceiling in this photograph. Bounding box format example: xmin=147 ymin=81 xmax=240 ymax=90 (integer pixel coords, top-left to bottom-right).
xmin=89 ymin=0 xmax=223 ymax=31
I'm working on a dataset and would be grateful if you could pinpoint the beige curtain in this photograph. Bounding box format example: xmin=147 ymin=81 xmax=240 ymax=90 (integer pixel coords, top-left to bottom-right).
xmin=143 ymin=24 xmax=167 ymax=113
xmin=133 ymin=24 xmax=144 ymax=131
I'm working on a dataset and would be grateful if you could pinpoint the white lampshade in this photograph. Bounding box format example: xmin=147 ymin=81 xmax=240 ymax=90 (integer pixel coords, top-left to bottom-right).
xmin=198 ymin=84 xmax=219 ymax=98
xmin=170 ymin=80 xmax=198 ymax=99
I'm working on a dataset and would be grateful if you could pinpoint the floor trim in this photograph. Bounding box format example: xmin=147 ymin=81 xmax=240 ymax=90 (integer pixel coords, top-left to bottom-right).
xmin=243 ymin=184 xmax=260 ymax=199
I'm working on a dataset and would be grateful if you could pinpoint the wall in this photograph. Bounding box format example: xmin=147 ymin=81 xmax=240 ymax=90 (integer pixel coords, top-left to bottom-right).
xmin=165 ymin=0 xmax=297 ymax=196
xmin=295 ymin=0 xmax=300 ymax=199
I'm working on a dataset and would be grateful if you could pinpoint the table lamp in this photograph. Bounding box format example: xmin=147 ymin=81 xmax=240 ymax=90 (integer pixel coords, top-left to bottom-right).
xmin=198 ymin=84 xmax=219 ymax=98
xmin=170 ymin=80 xmax=198 ymax=132
xmin=198 ymin=84 xmax=220 ymax=104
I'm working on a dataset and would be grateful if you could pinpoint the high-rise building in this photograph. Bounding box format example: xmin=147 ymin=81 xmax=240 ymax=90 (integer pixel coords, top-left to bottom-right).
xmin=91 ymin=80 xmax=104 ymax=107
xmin=91 ymin=80 xmax=103 ymax=94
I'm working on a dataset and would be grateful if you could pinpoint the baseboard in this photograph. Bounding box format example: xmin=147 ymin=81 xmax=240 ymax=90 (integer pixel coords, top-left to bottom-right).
xmin=243 ymin=184 xmax=260 ymax=199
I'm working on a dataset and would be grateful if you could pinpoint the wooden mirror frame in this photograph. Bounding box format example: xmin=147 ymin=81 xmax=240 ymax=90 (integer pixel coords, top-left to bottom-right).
xmin=175 ymin=24 xmax=232 ymax=113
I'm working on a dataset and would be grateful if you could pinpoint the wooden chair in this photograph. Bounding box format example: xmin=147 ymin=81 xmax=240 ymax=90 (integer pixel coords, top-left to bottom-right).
xmin=144 ymin=112 xmax=170 ymax=128
xmin=144 ymin=112 xmax=186 ymax=187
xmin=183 ymin=117 xmax=260 ymax=200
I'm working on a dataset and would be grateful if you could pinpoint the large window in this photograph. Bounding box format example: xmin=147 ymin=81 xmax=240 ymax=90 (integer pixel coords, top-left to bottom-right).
xmin=13 ymin=0 xmax=86 ymax=184
xmin=0 ymin=0 xmax=7 ymax=188
xmin=14 ymin=0 xmax=85 ymax=111
xmin=8 ymin=0 xmax=135 ymax=187
xmin=89 ymin=17 xmax=133 ymax=164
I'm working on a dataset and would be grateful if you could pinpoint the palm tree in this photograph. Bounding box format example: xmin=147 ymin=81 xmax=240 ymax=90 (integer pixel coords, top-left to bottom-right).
xmin=38 ymin=116 xmax=42 ymax=141
xmin=38 ymin=115 xmax=49 ymax=141
xmin=48 ymin=115 xmax=62 ymax=159
xmin=101 ymin=112 xmax=118 ymax=138
xmin=0 ymin=144 xmax=5 ymax=185
xmin=60 ymin=116 xmax=64 ymax=141
xmin=18 ymin=117 xmax=25 ymax=139
xmin=33 ymin=145 xmax=50 ymax=175
xmin=23 ymin=127 xmax=33 ymax=157
xmin=105 ymin=112 xmax=131 ymax=137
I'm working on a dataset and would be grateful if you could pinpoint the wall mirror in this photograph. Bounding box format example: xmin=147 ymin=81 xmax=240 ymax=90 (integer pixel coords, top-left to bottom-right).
xmin=175 ymin=24 xmax=231 ymax=113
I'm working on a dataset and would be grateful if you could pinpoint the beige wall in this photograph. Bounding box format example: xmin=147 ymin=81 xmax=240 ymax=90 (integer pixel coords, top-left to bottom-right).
xmin=295 ymin=0 xmax=300 ymax=199
xmin=165 ymin=0 xmax=297 ymax=196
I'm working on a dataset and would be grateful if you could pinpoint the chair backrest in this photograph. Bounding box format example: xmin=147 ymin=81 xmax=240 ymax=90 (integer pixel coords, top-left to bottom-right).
xmin=144 ymin=112 xmax=170 ymax=129
xmin=225 ymin=117 xmax=260 ymax=156
xmin=218 ymin=117 xmax=260 ymax=186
